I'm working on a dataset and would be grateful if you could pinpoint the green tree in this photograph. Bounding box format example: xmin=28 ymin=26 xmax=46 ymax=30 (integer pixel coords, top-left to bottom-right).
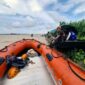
xmin=60 ymin=21 xmax=66 ymax=26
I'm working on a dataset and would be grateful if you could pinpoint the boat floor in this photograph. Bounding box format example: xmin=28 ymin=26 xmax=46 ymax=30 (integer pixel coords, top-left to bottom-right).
xmin=0 ymin=56 xmax=55 ymax=85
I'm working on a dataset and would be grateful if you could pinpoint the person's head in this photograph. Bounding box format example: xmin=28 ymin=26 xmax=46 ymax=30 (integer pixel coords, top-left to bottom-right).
xmin=56 ymin=26 xmax=62 ymax=32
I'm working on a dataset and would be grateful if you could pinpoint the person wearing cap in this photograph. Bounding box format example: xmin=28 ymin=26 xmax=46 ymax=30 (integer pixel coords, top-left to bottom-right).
xmin=51 ymin=25 xmax=77 ymax=45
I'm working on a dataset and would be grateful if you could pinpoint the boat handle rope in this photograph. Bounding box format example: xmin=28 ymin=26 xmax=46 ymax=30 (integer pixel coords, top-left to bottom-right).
xmin=0 ymin=46 xmax=8 ymax=52
xmin=50 ymin=47 xmax=85 ymax=81
xmin=46 ymin=47 xmax=61 ymax=58
xmin=7 ymin=39 xmax=28 ymax=47
xmin=0 ymin=39 xmax=27 ymax=52
xmin=67 ymin=61 xmax=85 ymax=81
xmin=51 ymin=49 xmax=62 ymax=58
xmin=51 ymin=49 xmax=85 ymax=81
xmin=37 ymin=43 xmax=42 ymax=49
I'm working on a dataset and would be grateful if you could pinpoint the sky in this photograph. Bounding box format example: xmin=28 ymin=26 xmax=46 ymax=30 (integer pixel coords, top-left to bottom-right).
xmin=0 ymin=0 xmax=85 ymax=34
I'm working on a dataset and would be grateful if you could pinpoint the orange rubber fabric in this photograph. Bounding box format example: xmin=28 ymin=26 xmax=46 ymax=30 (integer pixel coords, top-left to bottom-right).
xmin=0 ymin=39 xmax=85 ymax=85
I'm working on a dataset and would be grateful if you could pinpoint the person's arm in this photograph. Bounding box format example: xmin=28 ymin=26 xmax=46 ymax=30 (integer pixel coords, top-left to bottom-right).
xmin=52 ymin=35 xmax=60 ymax=43
xmin=66 ymin=32 xmax=71 ymax=40
xmin=55 ymin=35 xmax=61 ymax=40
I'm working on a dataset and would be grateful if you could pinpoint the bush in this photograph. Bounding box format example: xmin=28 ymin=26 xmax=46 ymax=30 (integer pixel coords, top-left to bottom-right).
xmin=66 ymin=20 xmax=85 ymax=40
xmin=65 ymin=49 xmax=85 ymax=69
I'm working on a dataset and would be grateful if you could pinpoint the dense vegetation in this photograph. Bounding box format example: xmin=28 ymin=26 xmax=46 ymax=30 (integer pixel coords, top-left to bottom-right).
xmin=45 ymin=19 xmax=85 ymax=69
xmin=60 ymin=20 xmax=85 ymax=40
xmin=65 ymin=49 xmax=85 ymax=69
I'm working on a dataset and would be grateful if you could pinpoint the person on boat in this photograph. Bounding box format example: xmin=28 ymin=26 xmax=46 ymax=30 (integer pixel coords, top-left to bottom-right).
xmin=51 ymin=25 xmax=77 ymax=45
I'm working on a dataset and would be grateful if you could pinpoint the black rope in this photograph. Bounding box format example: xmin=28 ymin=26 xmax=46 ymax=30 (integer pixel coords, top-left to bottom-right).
xmin=51 ymin=50 xmax=60 ymax=58
xmin=0 ymin=39 xmax=27 ymax=52
xmin=47 ymin=46 xmax=85 ymax=81
xmin=37 ymin=43 xmax=42 ymax=49
xmin=0 ymin=46 xmax=8 ymax=52
xmin=1 ymin=39 xmax=84 ymax=81
xmin=67 ymin=61 xmax=85 ymax=81
xmin=46 ymin=46 xmax=61 ymax=58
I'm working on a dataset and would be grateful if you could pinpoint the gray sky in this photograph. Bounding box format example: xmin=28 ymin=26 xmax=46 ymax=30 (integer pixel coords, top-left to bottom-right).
xmin=0 ymin=0 xmax=85 ymax=34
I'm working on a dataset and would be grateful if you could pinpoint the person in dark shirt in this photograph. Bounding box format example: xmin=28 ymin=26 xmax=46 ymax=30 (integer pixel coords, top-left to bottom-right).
xmin=52 ymin=25 xmax=77 ymax=45
xmin=52 ymin=26 xmax=66 ymax=44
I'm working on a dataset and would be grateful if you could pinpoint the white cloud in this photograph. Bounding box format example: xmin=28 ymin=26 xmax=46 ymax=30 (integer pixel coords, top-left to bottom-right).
xmin=0 ymin=0 xmax=5 ymax=4
xmin=12 ymin=21 xmax=21 ymax=27
xmin=0 ymin=0 xmax=44 ymax=14
xmin=33 ymin=11 xmax=56 ymax=24
xmin=67 ymin=0 xmax=85 ymax=15
xmin=0 ymin=0 xmax=30 ymax=14
xmin=37 ymin=0 xmax=73 ymax=13
xmin=0 ymin=0 xmax=85 ymax=15
xmin=0 ymin=0 xmax=85 ymax=34
xmin=68 ymin=0 xmax=85 ymax=4
xmin=53 ymin=3 xmax=73 ymax=13
xmin=38 ymin=0 xmax=58 ymax=7
xmin=4 ymin=0 xmax=18 ymax=7
xmin=47 ymin=11 xmax=70 ymax=23
xmin=39 ymin=0 xmax=85 ymax=15
xmin=73 ymin=3 xmax=85 ymax=14
xmin=28 ymin=0 xmax=43 ymax=12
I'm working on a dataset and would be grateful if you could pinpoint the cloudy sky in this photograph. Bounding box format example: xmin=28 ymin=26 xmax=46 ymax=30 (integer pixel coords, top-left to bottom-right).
xmin=0 ymin=0 xmax=85 ymax=34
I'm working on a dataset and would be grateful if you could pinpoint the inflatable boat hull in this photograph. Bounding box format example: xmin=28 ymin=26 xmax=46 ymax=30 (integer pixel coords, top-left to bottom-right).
xmin=0 ymin=39 xmax=85 ymax=85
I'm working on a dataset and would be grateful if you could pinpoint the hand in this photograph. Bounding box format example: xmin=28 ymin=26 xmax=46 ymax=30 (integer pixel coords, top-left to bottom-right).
xmin=52 ymin=40 xmax=55 ymax=44
xmin=52 ymin=37 xmax=55 ymax=40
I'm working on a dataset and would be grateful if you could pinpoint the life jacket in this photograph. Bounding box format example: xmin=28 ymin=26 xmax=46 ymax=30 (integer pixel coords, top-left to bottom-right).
xmin=67 ymin=31 xmax=77 ymax=40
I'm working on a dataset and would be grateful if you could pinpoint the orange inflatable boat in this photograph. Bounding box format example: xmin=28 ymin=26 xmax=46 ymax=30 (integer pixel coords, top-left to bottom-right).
xmin=0 ymin=39 xmax=85 ymax=85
